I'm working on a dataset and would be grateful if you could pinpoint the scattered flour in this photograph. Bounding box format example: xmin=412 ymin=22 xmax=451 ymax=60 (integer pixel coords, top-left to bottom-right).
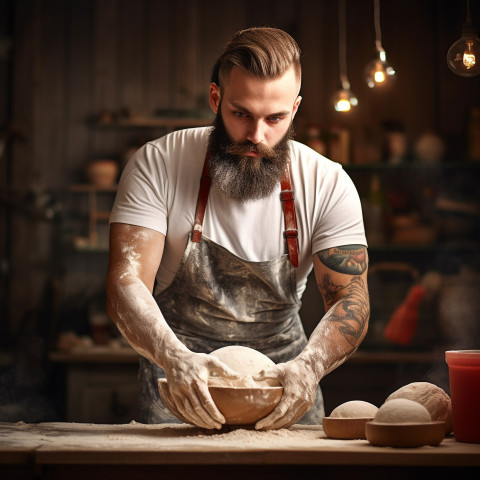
xmin=1 ymin=422 xmax=368 ymax=451
xmin=194 ymin=426 xmax=321 ymax=446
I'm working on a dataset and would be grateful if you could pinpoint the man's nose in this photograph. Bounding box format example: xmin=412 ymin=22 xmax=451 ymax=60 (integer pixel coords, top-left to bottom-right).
xmin=246 ymin=120 xmax=265 ymax=145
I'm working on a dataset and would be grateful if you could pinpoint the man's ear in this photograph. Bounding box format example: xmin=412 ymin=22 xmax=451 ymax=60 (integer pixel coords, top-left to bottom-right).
xmin=292 ymin=95 xmax=302 ymax=118
xmin=209 ymin=83 xmax=221 ymax=113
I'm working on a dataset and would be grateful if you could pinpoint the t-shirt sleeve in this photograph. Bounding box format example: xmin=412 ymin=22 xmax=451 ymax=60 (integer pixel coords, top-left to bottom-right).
xmin=311 ymin=166 xmax=367 ymax=254
xmin=109 ymin=142 xmax=168 ymax=235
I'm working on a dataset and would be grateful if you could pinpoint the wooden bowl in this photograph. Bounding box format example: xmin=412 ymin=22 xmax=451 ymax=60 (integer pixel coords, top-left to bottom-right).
xmin=365 ymin=421 xmax=446 ymax=448
xmin=209 ymin=385 xmax=283 ymax=425
xmin=322 ymin=417 xmax=374 ymax=439
xmin=158 ymin=379 xmax=283 ymax=426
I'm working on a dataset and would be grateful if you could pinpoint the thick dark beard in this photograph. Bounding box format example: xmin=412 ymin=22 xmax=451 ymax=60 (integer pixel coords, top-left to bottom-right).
xmin=207 ymin=109 xmax=295 ymax=202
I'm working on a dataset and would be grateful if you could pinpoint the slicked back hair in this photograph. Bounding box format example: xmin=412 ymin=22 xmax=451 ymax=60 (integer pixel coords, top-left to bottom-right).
xmin=211 ymin=27 xmax=301 ymax=89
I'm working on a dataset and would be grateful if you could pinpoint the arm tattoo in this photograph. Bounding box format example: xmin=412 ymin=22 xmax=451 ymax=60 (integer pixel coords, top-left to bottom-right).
xmin=317 ymin=245 xmax=367 ymax=275
xmin=318 ymin=275 xmax=369 ymax=348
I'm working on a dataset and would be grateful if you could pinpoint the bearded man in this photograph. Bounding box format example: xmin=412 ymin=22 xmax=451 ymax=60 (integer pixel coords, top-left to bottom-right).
xmin=106 ymin=27 xmax=370 ymax=430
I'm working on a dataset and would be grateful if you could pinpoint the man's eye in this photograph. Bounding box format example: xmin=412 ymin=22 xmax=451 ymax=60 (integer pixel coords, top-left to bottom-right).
xmin=234 ymin=111 xmax=248 ymax=118
xmin=268 ymin=116 xmax=283 ymax=123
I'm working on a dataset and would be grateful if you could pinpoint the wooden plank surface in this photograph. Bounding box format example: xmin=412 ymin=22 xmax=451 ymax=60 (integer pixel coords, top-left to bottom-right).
xmin=145 ymin=0 xmax=173 ymax=113
xmin=172 ymin=0 xmax=200 ymax=110
xmin=119 ymin=0 xmax=145 ymax=115
xmin=64 ymin=0 xmax=93 ymax=184
xmin=91 ymin=0 xmax=119 ymax=157
xmin=1 ymin=422 xmax=479 ymax=467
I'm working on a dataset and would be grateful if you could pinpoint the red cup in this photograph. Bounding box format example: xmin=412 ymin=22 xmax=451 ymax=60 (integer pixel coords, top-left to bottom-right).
xmin=445 ymin=350 xmax=480 ymax=443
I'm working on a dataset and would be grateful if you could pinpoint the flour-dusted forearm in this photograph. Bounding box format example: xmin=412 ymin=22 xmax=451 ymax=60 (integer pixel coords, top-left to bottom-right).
xmin=107 ymin=276 xmax=225 ymax=429
xmin=106 ymin=223 xmax=240 ymax=429
xmin=106 ymin=223 xmax=185 ymax=366
xmin=107 ymin=274 xmax=188 ymax=366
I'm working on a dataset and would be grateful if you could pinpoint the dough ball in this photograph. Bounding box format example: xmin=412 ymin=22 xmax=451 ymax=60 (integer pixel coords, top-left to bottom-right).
xmin=330 ymin=400 xmax=378 ymax=418
xmin=374 ymin=398 xmax=431 ymax=424
xmin=386 ymin=382 xmax=453 ymax=433
xmin=208 ymin=346 xmax=280 ymax=387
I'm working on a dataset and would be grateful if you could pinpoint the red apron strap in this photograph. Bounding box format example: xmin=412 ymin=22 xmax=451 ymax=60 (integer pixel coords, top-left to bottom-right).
xmin=192 ymin=152 xmax=211 ymax=242
xmin=193 ymin=154 xmax=299 ymax=268
xmin=280 ymin=163 xmax=299 ymax=268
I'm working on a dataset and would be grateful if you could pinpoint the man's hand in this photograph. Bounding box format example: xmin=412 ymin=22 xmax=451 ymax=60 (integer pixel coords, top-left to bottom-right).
xmin=162 ymin=349 xmax=241 ymax=429
xmin=252 ymin=358 xmax=317 ymax=430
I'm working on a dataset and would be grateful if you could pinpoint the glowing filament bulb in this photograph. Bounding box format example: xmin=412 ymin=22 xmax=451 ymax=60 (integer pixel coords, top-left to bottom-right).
xmin=374 ymin=70 xmax=386 ymax=83
xmin=464 ymin=42 xmax=476 ymax=68
xmin=446 ymin=5 xmax=480 ymax=78
xmin=335 ymin=99 xmax=351 ymax=112
xmin=333 ymin=87 xmax=357 ymax=112
xmin=365 ymin=56 xmax=395 ymax=88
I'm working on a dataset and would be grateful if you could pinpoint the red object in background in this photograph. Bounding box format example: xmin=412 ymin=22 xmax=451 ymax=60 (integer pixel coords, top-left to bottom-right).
xmin=383 ymin=284 xmax=427 ymax=345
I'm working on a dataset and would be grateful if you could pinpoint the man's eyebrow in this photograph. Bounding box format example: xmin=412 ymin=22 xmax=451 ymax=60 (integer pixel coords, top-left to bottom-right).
xmin=230 ymin=101 xmax=290 ymax=117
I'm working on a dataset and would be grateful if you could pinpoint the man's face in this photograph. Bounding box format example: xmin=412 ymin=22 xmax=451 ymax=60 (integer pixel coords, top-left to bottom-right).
xmin=210 ymin=66 xmax=301 ymax=152
xmin=208 ymin=66 xmax=302 ymax=202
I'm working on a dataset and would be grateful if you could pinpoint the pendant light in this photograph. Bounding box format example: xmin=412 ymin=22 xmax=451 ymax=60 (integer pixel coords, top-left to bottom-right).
xmin=364 ymin=0 xmax=395 ymax=88
xmin=447 ymin=0 xmax=480 ymax=78
xmin=333 ymin=0 xmax=358 ymax=112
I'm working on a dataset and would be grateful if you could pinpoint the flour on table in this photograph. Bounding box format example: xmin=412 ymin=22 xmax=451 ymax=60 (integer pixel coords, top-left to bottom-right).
xmin=1 ymin=422 xmax=367 ymax=450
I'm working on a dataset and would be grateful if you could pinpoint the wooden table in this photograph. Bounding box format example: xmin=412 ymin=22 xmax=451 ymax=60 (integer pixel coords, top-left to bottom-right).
xmin=1 ymin=422 xmax=479 ymax=480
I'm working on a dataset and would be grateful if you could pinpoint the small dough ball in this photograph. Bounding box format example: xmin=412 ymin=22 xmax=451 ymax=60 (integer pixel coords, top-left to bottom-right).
xmin=208 ymin=346 xmax=279 ymax=387
xmin=374 ymin=398 xmax=431 ymax=424
xmin=330 ymin=400 xmax=378 ymax=418
xmin=386 ymin=382 xmax=453 ymax=433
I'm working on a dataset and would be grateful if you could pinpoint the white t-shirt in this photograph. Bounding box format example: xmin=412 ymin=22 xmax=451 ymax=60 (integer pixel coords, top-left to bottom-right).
xmin=110 ymin=127 xmax=367 ymax=299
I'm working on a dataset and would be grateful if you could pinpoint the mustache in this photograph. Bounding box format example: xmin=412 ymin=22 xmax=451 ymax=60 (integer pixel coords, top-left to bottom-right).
xmin=225 ymin=141 xmax=278 ymax=159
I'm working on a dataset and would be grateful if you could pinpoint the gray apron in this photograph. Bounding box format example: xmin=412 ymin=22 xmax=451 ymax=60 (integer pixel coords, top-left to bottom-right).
xmin=138 ymin=156 xmax=324 ymax=425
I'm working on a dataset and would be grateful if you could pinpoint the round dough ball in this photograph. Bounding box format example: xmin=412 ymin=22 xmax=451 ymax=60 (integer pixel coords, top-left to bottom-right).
xmin=386 ymin=382 xmax=453 ymax=433
xmin=330 ymin=400 xmax=378 ymax=418
xmin=208 ymin=346 xmax=279 ymax=387
xmin=374 ymin=398 xmax=431 ymax=424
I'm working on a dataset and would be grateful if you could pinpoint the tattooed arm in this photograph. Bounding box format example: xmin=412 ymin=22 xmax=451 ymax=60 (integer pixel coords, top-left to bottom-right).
xmin=305 ymin=244 xmax=370 ymax=376
xmin=255 ymin=244 xmax=369 ymax=430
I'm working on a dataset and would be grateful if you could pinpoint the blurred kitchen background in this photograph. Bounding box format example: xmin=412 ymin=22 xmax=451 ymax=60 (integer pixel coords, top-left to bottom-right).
xmin=1 ymin=0 xmax=479 ymax=424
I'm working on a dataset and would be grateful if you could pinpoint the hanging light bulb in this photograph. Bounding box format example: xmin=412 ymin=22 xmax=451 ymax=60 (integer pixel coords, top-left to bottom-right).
xmin=364 ymin=0 xmax=396 ymax=88
xmin=333 ymin=0 xmax=358 ymax=112
xmin=447 ymin=0 xmax=480 ymax=77
xmin=333 ymin=81 xmax=358 ymax=112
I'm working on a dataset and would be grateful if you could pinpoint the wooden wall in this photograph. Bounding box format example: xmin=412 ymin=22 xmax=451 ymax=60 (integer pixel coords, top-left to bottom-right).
xmin=2 ymin=0 xmax=480 ymax=338
xmin=1 ymin=0 xmax=12 ymax=342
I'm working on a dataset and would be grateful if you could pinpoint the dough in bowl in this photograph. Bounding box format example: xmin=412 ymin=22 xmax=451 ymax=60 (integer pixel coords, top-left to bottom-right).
xmin=330 ymin=400 xmax=378 ymax=418
xmin=386 ymin=382 xmax=453 ymax=433
xmin=208 ymin=345 xmax=280 ymax=387
xmin=374 ymin=398 xmax=431 ymax=424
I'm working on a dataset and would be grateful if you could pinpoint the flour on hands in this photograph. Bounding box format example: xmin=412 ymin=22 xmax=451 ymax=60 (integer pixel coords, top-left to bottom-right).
xmin=162 ymin=349 xmax=241 ymax=429
xmin=252 ymin=358 xmax=317 ymax=430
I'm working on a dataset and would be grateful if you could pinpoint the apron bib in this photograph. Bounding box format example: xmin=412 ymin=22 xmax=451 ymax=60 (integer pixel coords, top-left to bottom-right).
xmin=138 ymin=155 xmax=324 ymax=424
